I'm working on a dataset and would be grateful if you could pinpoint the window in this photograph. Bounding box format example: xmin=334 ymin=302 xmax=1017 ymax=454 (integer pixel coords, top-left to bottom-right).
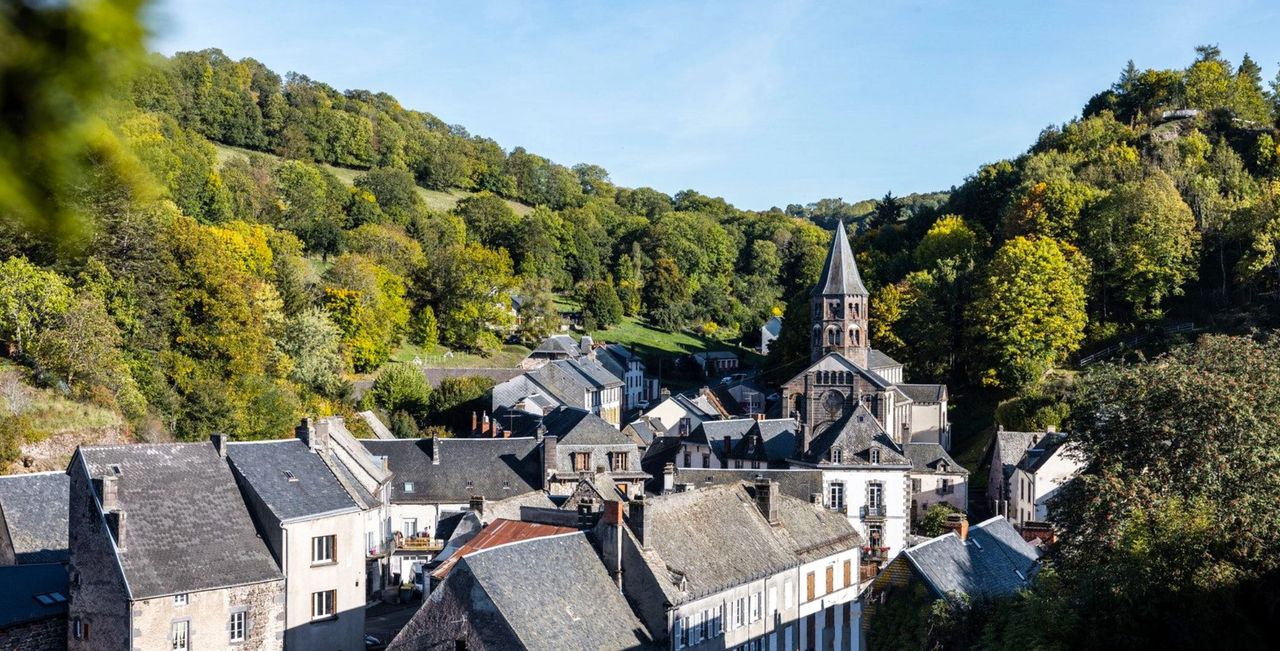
xmin=768 ymin=586 xmax=777 ymax=614
xmin=784 ymin=579 xmax=794 ymax=608
xmin=173 ymin=593 xmax=188 ymax=606
xmin=609 ymin=452 xmax=629 ymax=471
xmin=311 ymin=590 xmax=336 ymax=619
xmin=171 ymin=621 xmax=189 ymax=651
xmin=869 ymin=448 xmax=880 ymax=464
xmin=750 ymin=592 xmax=761 ymax=622
xmin=868 ymin=482 xmax=884 ymax=512
xmin=751 ymin=461 xmax=760 ymax=469
xmin=312 ymin=535 xmax=335 ymax=564
xmin=843 ymin=559 xmax=853 ymax=587
xmin=868 ymin=524 xmax=884 ymax=548
xmin=701 ymin=453 xmax=710 ymax=467
xmin=683 ymin=451 xmax=691 ymax=467
xmin=735 ymin=597 xmax=745 ymax=627
xmin=402 ymin=518 xmax=418 ymax=537
xmin=229 ymin=610 xmax=247 ymax=642
xmin=911 ymin=478 xmax=921 ymax=492
xmin=825 ymin=565 xmax=834 ymax=593
xmin=675 ymin=617 xmax=687 ymax=647
xmin=734 ymin=460 xmax=743 ymax=469
xmin=829 ymin=449 xmax=843 ymax=464
xmin=403 ymin=481 xmax=415 ymax=493
xmin=73 ymin=619 xmax=87 ymax=640
xmin=828 ymin=481 xmax=845 ymax=511
xmin=806 ymin=572 xmax=815 ymax=601
xmin=700 ymin=608 xmax=709 ymax=639
xmin=939 ymin=478 xmax=952 ymax=494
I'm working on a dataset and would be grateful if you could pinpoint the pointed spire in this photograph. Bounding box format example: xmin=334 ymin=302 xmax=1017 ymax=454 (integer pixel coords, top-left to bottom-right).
xmin=812 ymin=219 xmax=867 ymax=296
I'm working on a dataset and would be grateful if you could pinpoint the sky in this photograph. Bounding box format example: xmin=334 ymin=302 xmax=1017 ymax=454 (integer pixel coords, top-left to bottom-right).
xmin=148 ymin=0 xmax=1280 ymax=211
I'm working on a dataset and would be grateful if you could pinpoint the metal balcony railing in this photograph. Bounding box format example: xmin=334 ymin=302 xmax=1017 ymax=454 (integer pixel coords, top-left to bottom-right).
xmin=862 ymin=505 xmax=887 ymax=519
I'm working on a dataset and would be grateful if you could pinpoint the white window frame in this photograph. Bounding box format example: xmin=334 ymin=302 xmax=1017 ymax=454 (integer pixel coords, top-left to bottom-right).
xmin=402 ymin=518 xmax=418 ymax=537
xmin=171 ymin=620 xmax=190 ymax=651
xmin=311 ymin=590 xmax=336 ymax=620
xmin=312 ymin=535 xmax=335 ymax=564
xmin=828 ymin=481 xmax=845 ymax=511
xmin=229 ymin=610 xmax=247 ymax=642
xmin=173 ymin=593 xmax=188 ymax=606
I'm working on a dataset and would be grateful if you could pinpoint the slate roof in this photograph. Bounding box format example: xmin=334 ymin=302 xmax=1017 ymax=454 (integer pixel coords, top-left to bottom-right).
xmin=226 ymin=440 xmax=359 ymax=522
xmin=762 ymin=316 xmax=783 ymax=337
xmin=639 ymin=437 xmax=685 ymax=493
xmin=392 ymin=532 xmax=655 ymax=651
xmin=812 ymin=220 xmax=867 ymax=296
xmin=665 ymin=468 xmax=824 ymax=503
xmin=0 ymin=472 xmax=69 ymax=564
xmin=75 ymin=443 xmax=282 ymax=599
xmin=903 ymin=516 xmax=1041 ymax=601
xmin=530 ymin=334 xmax=580 ymax=357
xmin=1017 ymin=432 xmax=1072 ymax=474
xmin=623 ymin=418 xmax=659 ymax=446
xmin=687 ymin=418 xmax=755 ymax=446
xmin=993 ymin=430 xmax=1044 ymax=483
xmin=0 ymin=563 xmax=67 ymax=629
xmin=429 ymin=518 xmax=576 ymax=580
xmin=360 ymin=437 xmax=542 ymax=503
xmin=898 ymin=383 xmax=947 ymax=403
xmin=541 ymin=407 xmax=632 ymax=446
xmin=357 ymin=411 xmax=396 ymax=440
xmin=492 ymin=359 xmax=622 ymax=413
xmin=691 ymin=418 xmax=800 ymax=465
xmin=866 ymin=348 xmax=902 ymax=371
xmin=803 ymin=403 xmax=909 ymax=466
xmin=637 ymin=483 xmax=859 ymax=601
xmin=904 ymin=443 xmax=968 ymax=475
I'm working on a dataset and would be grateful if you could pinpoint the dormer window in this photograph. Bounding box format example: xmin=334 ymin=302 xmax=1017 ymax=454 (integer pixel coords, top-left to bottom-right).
xmin=869 ymin=448 xmax=880 ymax=464
xmin=829 ymin=449 xmax=843 ymax=464
xmin=403 ymin=481 xmax=415 ymax=493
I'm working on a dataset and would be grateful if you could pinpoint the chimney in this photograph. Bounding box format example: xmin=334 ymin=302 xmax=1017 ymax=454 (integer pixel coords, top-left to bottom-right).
xmin=471 ymin=412 xmax=478 ymax=435
xmin=752 ymin=413 xmax=765 ymax=421
xmin=432 ymin=433 xmax=441 ymax=465
xmin=660 ymin=387 xmax=671 ymax=401
xmin=661 ymin=463 xmax=675 ymax=494
xmin=755 ymin=477 xmax=780 ymax=525
xmin=625 ymin=495 xmax=650 ymax=549
xmin=943 ymin=513 xmax=969 ymax=541
xmin=542 ymin=436 xmax=557 ymax=485
xmin=1046 ymin=424 xmax=1056 ymax=433
xmin=105 ymin=510 xmax=126 ymax=549
xmin=211 ymin=433 xmax=229 ymax=459
xmin=309 ymin=418 xmax=332 ymax=454
xmin=295 ymin=418 xmax=314 ymax=446
xmin=100 ymin=474 xmax=119 ymax=512
xmin=469 ymin=495 xmax=485 ymax=516
xmin=580 ymin=335 xmax=594 ymax=357
xmin=722 ymin=436 xmax=732 ymax=469
xmin=602 ymin=500 xmax=625 ymax=587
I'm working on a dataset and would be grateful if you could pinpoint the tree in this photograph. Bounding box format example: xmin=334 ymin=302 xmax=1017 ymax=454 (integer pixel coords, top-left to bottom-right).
xmin=353 ymin=167 xmax=425 ymax=225
xmin=580 ymin=280 xmax=623 ymax=330
xmin=414 ymin=243 xmax=516 ymax=351
xmin=408 ymin=305 xmax=439 ymax=349
xmin=1049 ymin=335 xmax=1280 ymax=648
xmin=1080 ymin=171 xmax=1200 ymax=320
xmin=276 ymin=307 xmax=346 ymax=396
xmin=367 ymin=363 xmax=431 ymax=419
xmin=514 ymin=277 xmax=560 ymax=346
xmin=969 ymin=237 xmax=1088 ymax=389
xmin=31 ymin=291 xmax=124 ymax=395
xmin=644 ymin=257 xmax=690 ymax=330
xmin=916 ymin=503 xmax=960 ymax=537
xmin=273 ymin=160 xmax=346 ymax=257
xmin=915 ymin=215 xmax=979 ymax=268
xmin=870 ymin=193 xmax=903 ymax=229
xmin=0 ymin=256 xmax=73 ymax=356
xmin=454 ymin=191 xmax=518 ymax=251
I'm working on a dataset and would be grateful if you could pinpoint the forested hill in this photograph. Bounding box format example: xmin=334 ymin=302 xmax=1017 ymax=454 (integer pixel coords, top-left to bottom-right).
xmin=4 ymin=37 xmax=1280 ymax=471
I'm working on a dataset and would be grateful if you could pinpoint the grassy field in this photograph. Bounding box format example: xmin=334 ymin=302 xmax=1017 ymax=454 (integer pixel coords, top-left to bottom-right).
xmin=390 ymin=343 xmax=531 ymax=369
xmin=213 ymin=143 xmax=533 ymax=216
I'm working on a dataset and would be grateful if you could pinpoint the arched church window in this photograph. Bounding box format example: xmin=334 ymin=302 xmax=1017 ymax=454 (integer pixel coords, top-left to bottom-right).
xmin=854 ymin=302 xmax=860 ymax=318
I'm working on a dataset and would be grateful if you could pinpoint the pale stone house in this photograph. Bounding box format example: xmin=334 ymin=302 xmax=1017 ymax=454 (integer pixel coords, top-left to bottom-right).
xmin=492 ymin=357 xmax=624 ymax=427
xmin=66 ymin=442 xmax=285 ymax=651
xmin=904 ymin=442 xmax=969 ymax=523
xmin=987 ymin=428 xmax=1083 ymax=527
xmin=537 ymin=407 xmax=650 ymax=499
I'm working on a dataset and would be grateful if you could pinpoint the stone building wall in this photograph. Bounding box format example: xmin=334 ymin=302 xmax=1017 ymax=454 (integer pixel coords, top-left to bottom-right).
xmin=66 ymin=460 xmax=130 ymax=651
xmin=0 ymin=616 xmax=67 ymax=651
xmin=129 ymin=579 xmax=284 ymax=651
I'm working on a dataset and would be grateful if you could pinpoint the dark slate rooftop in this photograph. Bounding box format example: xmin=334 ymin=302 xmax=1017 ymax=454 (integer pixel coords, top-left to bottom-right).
xmin=812 ymin=220 xmax=867 ymax=296
xmin=904 ymin=516 xmax=1041 ymax=601
xmin=0 ymin=563 xmax=68 ymax=628
xmin=529 ymin=334 xmax=580 ymax=357
xmin=993 ymin=430 xmax=1045 ymax=483
xmin=541 ymin=407 xmax=632 ymax=446
xmin=226 ymin=440 xmax=359 ymax=522
xmin=395 ymin=532 xmax=655 ymax=650
xmin=904 ymin=442 xmax=968 ymax=475
xmin=1017 ymin=432 xmax=1072 ymax=474
xmin=76 ymin=443 xmax=282 ymax=599
xmin=0 ymin=471 xmax=69 ymax=564
xmin=803 ymin=403 xmax=909 ymax=467
xmin=623 ymin=418 xmax=659 ymax=446
xmin=637 ymin=483 xmax=859 ymax=601
xmin=360 ymin=437 xmax=542 ymax=503
xmin=867 ymin=348 xmax=902 ymax=370
xmin=763 ymin=316 xmax=783 ymax=337
xmin=898 ymin=383 xmax=947 ymax=403
xmin=667 ymin=468 xmax=825 ymax=503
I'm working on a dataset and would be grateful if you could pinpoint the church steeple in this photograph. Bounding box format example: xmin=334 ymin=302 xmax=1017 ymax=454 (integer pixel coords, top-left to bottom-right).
xmin=810 ymin=219 xmax=870 ymax=365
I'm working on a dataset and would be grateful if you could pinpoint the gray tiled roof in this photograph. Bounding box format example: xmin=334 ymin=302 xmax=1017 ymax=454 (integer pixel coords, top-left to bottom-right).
xmin=624 ymin=418 xmax=658 ymax=446
xmin=76 ymin=443 xmax=282 ymax=598
xmin=866 ymin=348 xmax=902 ymax=370
xmin=0 ymin=472 xmax=69 ymax=564
xmin=804 ymin=403 xmax=909 ymax=466
xmin=812 ymin=220 xmax=867 ymax=296
xmin=392 ymin=532 xmax=655 ymax=650
xmin=226 ymin=440 xmax=359 ymax=522
xmin=541 ymin=407 xmax=631 ymax=446
xmin=1017 ymin=432 xmax=1071 ymax=474
xmin=904 ymin=442 xmax=968 ymax=475
xmin=638 ymin=483 xmax=859 ymax=601
xmin=993 ymin=430 xmax=1043 ymax=483
xmin=904 ymin=516 xmax=1040 ymax=601
xmin=763 ymin=316 xmax=783 ymax=337
xmin=668 ymin=468 xmax=825 ymax=502
xmin=0 ymin=563 xmax=67 ymax=628
xmin=357 ymin=411 xmax=395 ymax=439
xmin=898 ymin=383 xmax=947 ymax=403
xmin=360 ymin=437 xmax=542 ymax=503
xmin=530 ymin=334 xmax=580 ymax=357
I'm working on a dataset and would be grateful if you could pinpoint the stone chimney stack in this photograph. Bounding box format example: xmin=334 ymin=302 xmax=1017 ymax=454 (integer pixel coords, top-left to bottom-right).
xmin=211 ymin=433 xmax=229 ymax=458
xmin=661 ymin=463 xmax=675 ymax=494
xmin=431 ymin=432 xmax=441 ymax=465
xmin=601 ymin=500 xmax=625 ymax=587
xmin=542 ymin=435 xmax=557 ymax=485
xmin=106 ymin=510 xmax=126 ymax=549
xmin=100 ymin=474 xmax=119 ymax=512
xmin=625 ymin=495 xmax=651 ymax=549
xmin=943 ymin=512 xmax=969 ymax=541
xmin=754 ymin=477 xmax=780 ymax=525
xmin=469 ymin=495 xmax=485 ymax=516
xmin=722 ymin=436 xmax=732 ymax=469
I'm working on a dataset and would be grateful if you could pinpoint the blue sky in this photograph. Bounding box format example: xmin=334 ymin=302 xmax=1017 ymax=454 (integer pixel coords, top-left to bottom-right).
xmin=148 ymin=0 xmax=1280 ymax=210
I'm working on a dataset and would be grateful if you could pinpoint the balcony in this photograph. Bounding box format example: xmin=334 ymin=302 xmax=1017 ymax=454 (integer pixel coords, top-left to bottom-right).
xmin=395 ymin=535 xmax=443 ymax=553
xmin=861 ymin=505 xmax=887 ymax=521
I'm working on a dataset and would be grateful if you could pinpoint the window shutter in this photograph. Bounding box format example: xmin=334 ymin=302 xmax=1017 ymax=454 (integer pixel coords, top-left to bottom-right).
xmin=806 ymin=572 xmax=815 ymax=601
xmin=843 ymin=560 xmax=852 ymax=587
xmin=825 ymin=565 xmax=834 ymax=593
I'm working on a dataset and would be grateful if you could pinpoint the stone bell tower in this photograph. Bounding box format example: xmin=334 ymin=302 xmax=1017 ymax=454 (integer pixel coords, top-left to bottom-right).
xmin=810 ymin=219 xmax=870 ymax=366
